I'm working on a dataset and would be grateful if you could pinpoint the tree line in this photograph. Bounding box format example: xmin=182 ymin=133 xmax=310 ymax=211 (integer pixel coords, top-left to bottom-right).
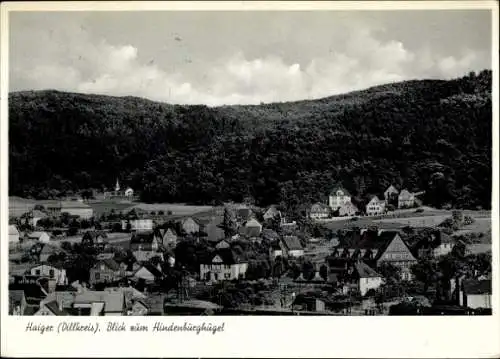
xmin=9 ymin=70 xmax=492 ymax=215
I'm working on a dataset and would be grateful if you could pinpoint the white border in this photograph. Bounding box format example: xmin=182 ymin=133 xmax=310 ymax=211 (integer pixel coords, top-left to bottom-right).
xmin=1 ymin=1 xmax=499 ymax=358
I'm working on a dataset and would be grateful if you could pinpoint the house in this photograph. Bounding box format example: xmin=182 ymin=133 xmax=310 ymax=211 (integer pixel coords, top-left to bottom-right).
xmin=200 ymin=248 xmax=248 ymax=282
xmin=328 ymin=187 xmax=352 ymax=209
xmin=384 ymin=185 xmax=399 ymax=203
xmin=20 ymin=210 xmax=47 ymax=227
xmin=180 ymin=217 xmax=200 ymax=234
xmin=337 ymin=201 xmax=359 ymax=217
xmin=269 ymin=241 xmax=283 ymax=259
xmin=215 ymin=239 xmax=231 ymax=249
xmin=398 ymin=189 xmax=415 ymax=209
xmin=121 ymin=218 xmax=154 ymax=232
xmin=433 ymin=232 xmax=454 ymax=257
xmin=45 ymin=200 xmax=93 ymax=219
xmin=236 ymin=207 xmax=254 ymax=222
xmin=205 ymin=218 xmax=226 ymax=243
xmin=459 ymin=279 xmax=491 ymax=309
xmin=132 ymin=263 xmax=163 ymax=282
xmin=239 ymin=218 xmax=263 ymax=238
xmin=28 ymin=231 xmax=51 ymax=243
xmin=130 ymin=231 xmax=158 ymax=252
xmin=29 ymin=263 xmax=68 ymax=286
xmin=310 ymin=202 xmax=330 ymax=219
xmin=280 ymin=236 xmax=304 ymax=258
xmin=333 ymin=230 xmax=417 ymax=281
xmin=9 ymin=225 xmax=20 ymax=243
xmin=39 ymin=243 xmax=67 ymax=262
xmin=365 ymin=196 xmax=386 ymax=216
xmin=263 ymin=205 xmax=281 ymax=221
xmin=38 ymin=288 xmax=125 ymax=316
xmin=262 ymin=229 xmax=279 ymax=242
xmin=154 ymin=228 xmax=178 ymax=248
xmin=89 ymin=259 xmax=126 ymax=286
xmin=9 ymin=290 xmax=27 ymax=315
xmin=34 ymin=301 xmax=68 ymax=316
xmin=81 ymin=230 xmax=108 ymax=249
xmin=353 ymin=261 xmax=383 ymax=296
xmin=124 ymin=187 xmax=134 ymax=198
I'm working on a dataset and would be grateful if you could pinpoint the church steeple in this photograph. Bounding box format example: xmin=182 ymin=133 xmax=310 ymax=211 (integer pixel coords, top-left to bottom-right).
xmin=115 ymin=178 xmax=120 ymax=192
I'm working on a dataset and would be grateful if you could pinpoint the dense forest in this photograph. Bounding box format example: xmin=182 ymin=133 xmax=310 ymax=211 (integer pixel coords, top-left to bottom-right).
xmin=9 ymin=70 xmax=492 ymax=213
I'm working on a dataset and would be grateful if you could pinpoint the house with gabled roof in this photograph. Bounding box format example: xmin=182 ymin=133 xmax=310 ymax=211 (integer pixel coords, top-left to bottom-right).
xmin=460 ymin=279 xmax=491 ymax=309
xmin=180 ymin=217 xmax=200 ymax=234
xmin=398 ymin=189 xmax=416 ymax=209
xmin=263 ymin=205 xmax=281 ymax=221
xmin=310 ymin=202 xmax=330 ymax=219
xmin=200 ymin=248 xmax=248 ymax=282
xmin=280 ymin=236 xmax=304 ymax=258
xmin=29 ymin=263 xmax=68 ymax=286
xmin=328 ymin=186 xmax=352 ymax=210
xmin=39 ymin=243 xmax=67 ymax=262
xmin=132 ymin=263 xmax=163 ymax=282
xmin=238 ymin=218 xmax=262 ymax=238
xmin=81 ymin=230 xmax=108 ymax=250
xmin=332 ymin=230 xmax=417 ymax=281
xmin=28 ymin=231 xmax=51 ymax=243
xmin=34 ymin=300 xmax=69 ymax=316
xmin=384 ymin=185 xmax=399 ymax=203
xmin=352 ymin=261 xmax=383 ymax=296
xmin=89 ymin=259 xmax=126 ymax=286
xmin=337 ymin=201 xmax=359 ymax=217
xmin=365 ymin=196 xmax=386 ymax=216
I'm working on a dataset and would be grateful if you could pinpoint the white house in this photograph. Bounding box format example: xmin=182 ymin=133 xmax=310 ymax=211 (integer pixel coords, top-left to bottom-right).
xmin=310 ymin=202 xmax=330 ymax=219
xmin=280 ymin=236 xmax=304 ymax=258
xmin=398 ymin=189 xmax=416 ymax=209
xmin=199 ymin=249 xmax=248 ymax=282
xmin=29 ymin=263 xmax=68 ymax=285
xmin=459 ymin=279 xmax=491 ymax=309
xmin=122 ymin=218 xmax=153 ymax=232
xmin=180 ymin=217 xmax=200 ymax=234
xmin=124 ymin=187 xmax=134 ymax=198
xmin=338 ymin=201 xmax=358 ymax=216
xmin=328 ymin=187 xmax=352 ymax=209
xmin=433 ymin=232 xmax=454 ymax=257
xmin=28 ymin=231 xmax=51 ymax=243
xmin=263 ymin=205 xmax=281 ymax=221
xmin=9 ymin=225 xmax=20 ymax=243
xmin=366 ymin=196 xmax=386 ymax=216
xmin=354 ymin=261 xmax=383 ymax=296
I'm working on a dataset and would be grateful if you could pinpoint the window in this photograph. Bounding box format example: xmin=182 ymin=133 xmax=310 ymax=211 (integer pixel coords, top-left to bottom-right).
xmin=225 ymin=265 xmax=231 ymax=270
xmin=224 ymin=273 xmax=231 ymax=279
xmin=95 ymin=273 xmax=100 ymax=281
xmin=49 ymin=269 xmax=55 ymax=278
xmin=35 ymin=270 xmax=40 ymax=276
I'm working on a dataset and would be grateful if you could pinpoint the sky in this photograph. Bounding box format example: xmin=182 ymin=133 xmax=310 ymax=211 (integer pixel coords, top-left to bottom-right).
xmin=9 ymin=10 xmax=493 ymax=106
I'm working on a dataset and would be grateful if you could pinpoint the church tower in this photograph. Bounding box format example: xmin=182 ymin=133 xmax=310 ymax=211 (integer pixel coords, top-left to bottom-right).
xmin=115 ymin=178 xmax=120 ymax=193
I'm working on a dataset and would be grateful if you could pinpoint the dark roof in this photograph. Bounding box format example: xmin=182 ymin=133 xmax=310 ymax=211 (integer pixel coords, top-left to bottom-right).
xmin=262 ymin=229 xmax=279 ymax=240
xmin=44 ymin=300 xmax=68 ymax=315
xmin=96 ymin=259 xmax=121 ymax=271
xmin=236 ymin=208 xmax=253 ymax=220
xmin=462 ymin=279 xmax=491 ymax=295
xmin=131 ymin=231 xmax=155 ymax=244
xmin=238 ymin=225 xmax=261 ymax=238
xmin=141 ymin=263 xmax=163 ymax=278
xmin=354 ymin=261 xmax=381 ymax=278
xmin=205 ymin=248 xmax=246 ymax=265
xmin=9 ymin=283 xmax=47 ymax=303
xmin=281 ymin=236 xmax=303 ymax=251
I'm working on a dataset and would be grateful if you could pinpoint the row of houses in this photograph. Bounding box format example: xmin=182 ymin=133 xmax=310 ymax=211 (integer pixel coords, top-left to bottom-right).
xmin=310 ymin=185 xmax=422 ymax=219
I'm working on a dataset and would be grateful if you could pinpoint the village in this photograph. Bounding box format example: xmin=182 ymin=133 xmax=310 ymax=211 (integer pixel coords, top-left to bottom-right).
xmin=8 ymin=180 xmax=492 ymax=316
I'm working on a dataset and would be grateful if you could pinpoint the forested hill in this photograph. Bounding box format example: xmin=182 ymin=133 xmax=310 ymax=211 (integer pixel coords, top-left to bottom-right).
xmin=9 ymin=70 xmax=492 ymax=211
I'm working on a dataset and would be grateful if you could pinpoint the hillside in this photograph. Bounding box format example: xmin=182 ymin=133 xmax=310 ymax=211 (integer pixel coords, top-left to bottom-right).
xmin=8 ymin=70 xmax=492 ymax=213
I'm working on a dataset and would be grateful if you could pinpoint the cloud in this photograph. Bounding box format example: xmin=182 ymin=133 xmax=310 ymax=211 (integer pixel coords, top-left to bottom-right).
xmin=11 ymin=26 xmax=488 ymax=106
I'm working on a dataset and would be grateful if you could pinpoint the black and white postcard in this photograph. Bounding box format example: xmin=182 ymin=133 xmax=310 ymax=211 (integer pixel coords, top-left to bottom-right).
xmin=1 ymin=1 xmax=499 ymax=357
